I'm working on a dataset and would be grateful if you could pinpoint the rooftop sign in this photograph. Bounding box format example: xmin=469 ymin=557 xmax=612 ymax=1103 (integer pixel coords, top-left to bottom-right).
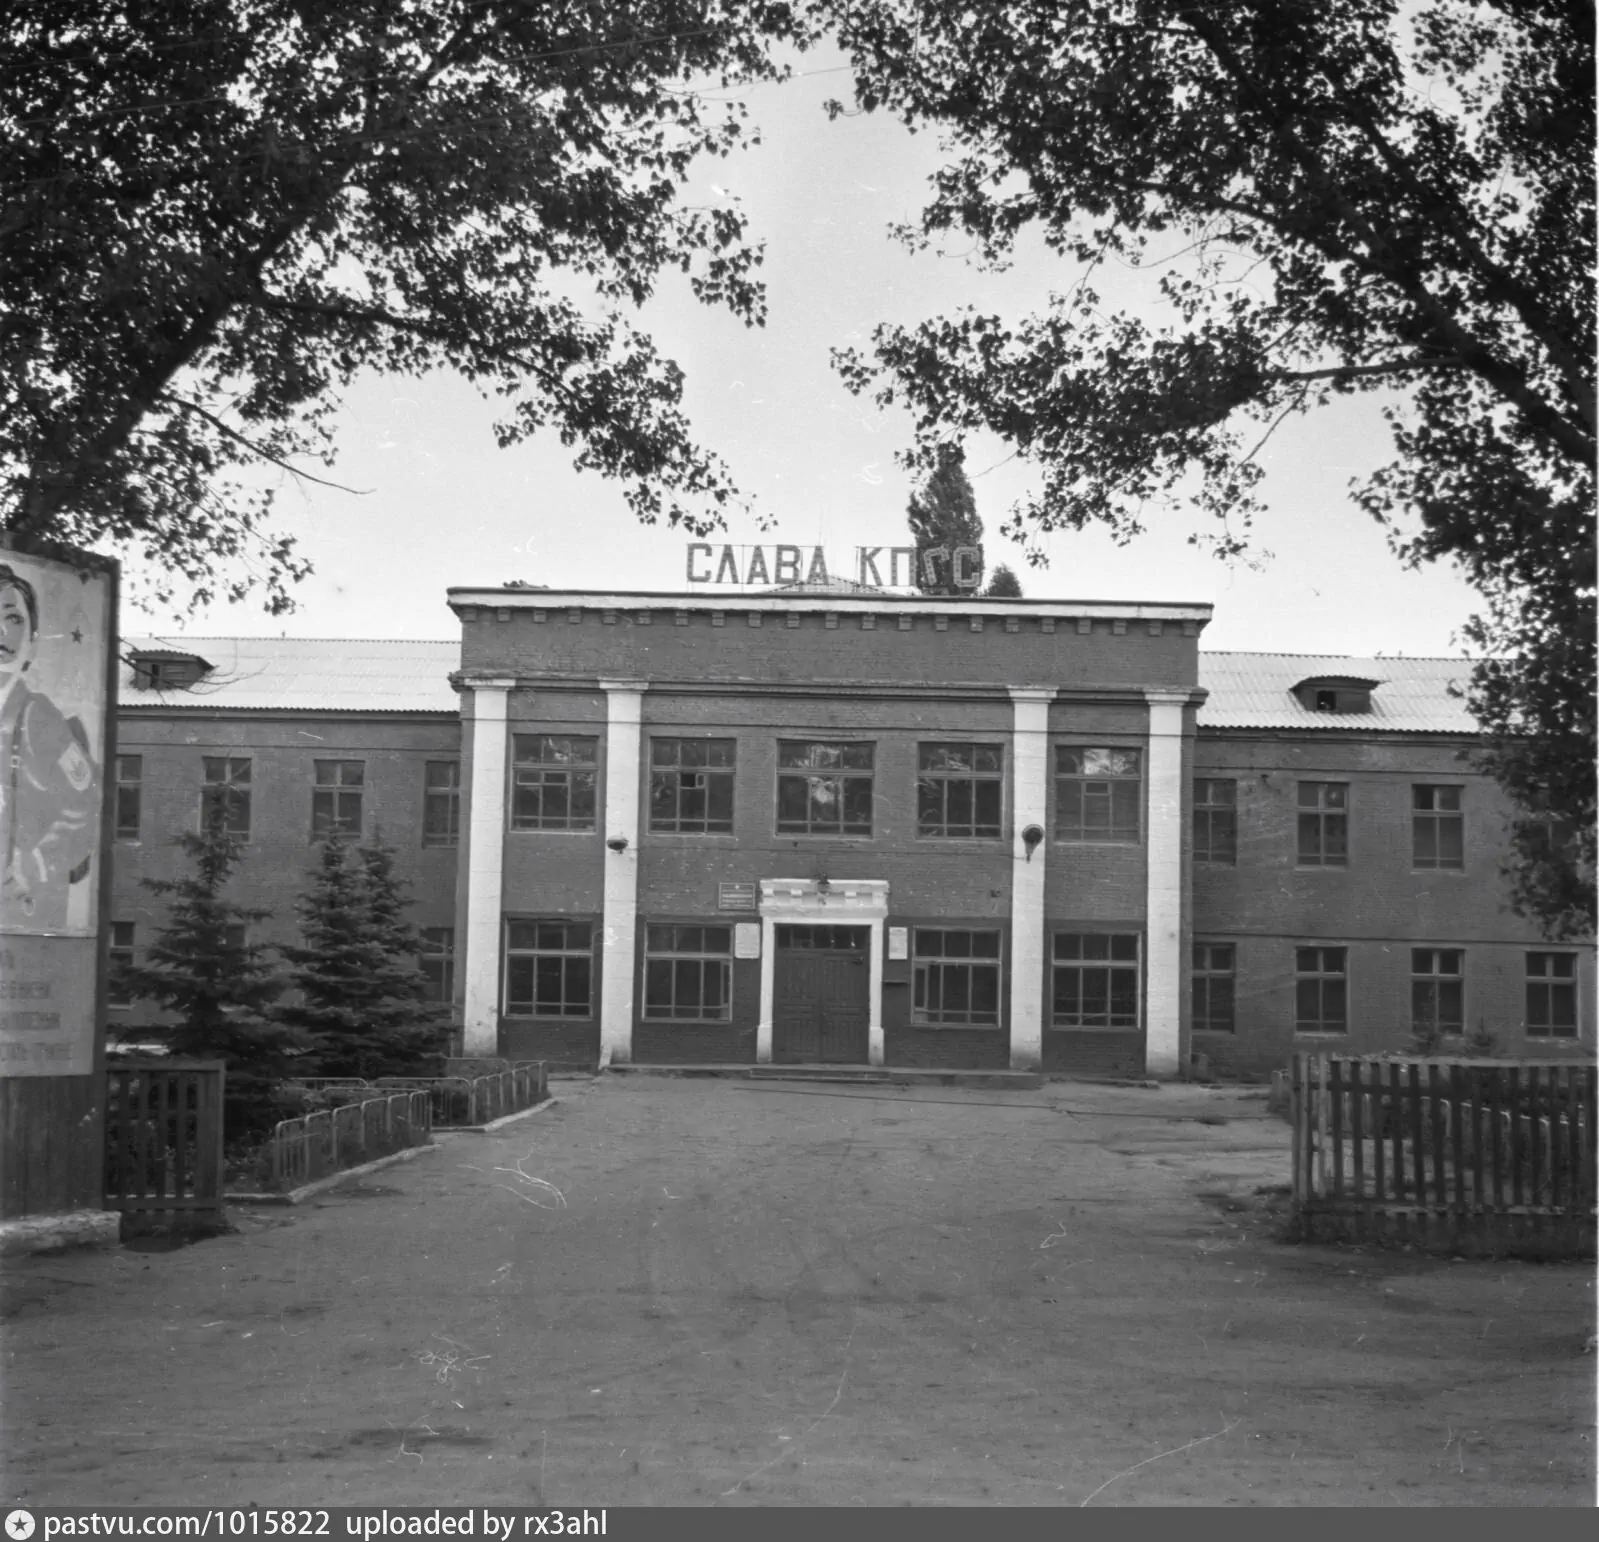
xmin=685 ymin=543 xmax=982 ymax=591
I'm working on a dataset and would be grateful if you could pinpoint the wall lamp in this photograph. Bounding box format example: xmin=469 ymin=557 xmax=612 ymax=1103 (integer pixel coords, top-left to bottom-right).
xmin=606 ymin=836 xmax=629 ymax=853
xmin=1021 ymin=824 xmax=1045 ymax=861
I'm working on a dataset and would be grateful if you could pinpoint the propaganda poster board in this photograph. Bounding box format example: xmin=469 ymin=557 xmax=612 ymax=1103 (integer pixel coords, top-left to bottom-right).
xmin=0 ymin=540 xmax=117 ymax=1079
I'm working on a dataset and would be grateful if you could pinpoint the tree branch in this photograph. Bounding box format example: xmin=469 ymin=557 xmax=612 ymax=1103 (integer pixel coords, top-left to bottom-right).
xmin=1267 ymin=357 xmax=1469 ymax=383
xmin=166 ymin=395 xmax=372 ymax=493
xmin=1175 ymin=6 xmax=1597 ymax=471
xmin=1329 ymin=85 xmax=1596 ymax=431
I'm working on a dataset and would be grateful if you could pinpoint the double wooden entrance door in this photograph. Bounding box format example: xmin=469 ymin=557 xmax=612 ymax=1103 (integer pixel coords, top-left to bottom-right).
xmin=772 ymin=924 xmax=870 ymax=1064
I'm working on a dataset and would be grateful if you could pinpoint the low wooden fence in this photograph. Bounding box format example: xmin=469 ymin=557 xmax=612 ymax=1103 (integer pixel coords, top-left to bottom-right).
xmin=265 ymin=1090 xmax=432 ymax=1193
xmin=1291 ymin=1054 xmax=1596 ymax=1256
xmin=104 ymin=1060 xmax=226 ymax=1232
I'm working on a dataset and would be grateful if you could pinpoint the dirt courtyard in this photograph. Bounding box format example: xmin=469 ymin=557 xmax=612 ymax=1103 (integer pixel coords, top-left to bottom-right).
xmin=2 ymin=1074 xmax=1593 ymax=1506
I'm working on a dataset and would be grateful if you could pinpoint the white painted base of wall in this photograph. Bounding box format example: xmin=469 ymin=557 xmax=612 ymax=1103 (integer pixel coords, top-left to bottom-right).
xmin=0 ymin=1209 xmax=121 ymax=1256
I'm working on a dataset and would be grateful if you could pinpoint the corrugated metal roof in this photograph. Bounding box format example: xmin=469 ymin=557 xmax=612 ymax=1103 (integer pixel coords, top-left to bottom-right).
xmin=120 ymin=637 xmax=460 ymax=713
xmin=116 ymin=637 xmax=1483 ymax=734
xmin=1195 ymin=653 xmax=1480 ymax=733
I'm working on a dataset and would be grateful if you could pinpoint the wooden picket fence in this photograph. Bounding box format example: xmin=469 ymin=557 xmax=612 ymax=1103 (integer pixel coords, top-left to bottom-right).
xmin=1291 ymin=1054 xmax=1596 ymax=1256
xmin=104 ymin=1060 xmax=226 ymax=1232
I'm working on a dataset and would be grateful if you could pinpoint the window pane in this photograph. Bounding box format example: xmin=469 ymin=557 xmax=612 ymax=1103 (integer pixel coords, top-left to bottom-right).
xmin=842 ymin=777 xmax=873 ymax=831
xmin=1296 ymin=978 xmax=1321 ymax=1024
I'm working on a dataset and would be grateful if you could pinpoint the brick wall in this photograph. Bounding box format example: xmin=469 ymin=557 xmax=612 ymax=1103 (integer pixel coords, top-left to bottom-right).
xmin=110 ymin=711 xmax=460 ymax=1033
xmin=1191 ymin=731 xmax=1597 ymax=1074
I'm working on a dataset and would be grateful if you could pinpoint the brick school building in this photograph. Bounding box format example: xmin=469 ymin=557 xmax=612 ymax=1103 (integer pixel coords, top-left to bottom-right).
xmin=107 ymin=587 xmax=1594 ymax=1079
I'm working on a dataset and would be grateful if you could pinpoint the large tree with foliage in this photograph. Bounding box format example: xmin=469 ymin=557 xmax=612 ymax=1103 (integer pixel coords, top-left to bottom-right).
xmin=906 ymin=442 xmax=983 ymax=593
xmin=1 ymin=0 xmax=804 ymax=611
xmin=122 ymin=813 xmax=300 ymax=1135
xmin=276 ymin=836 xmax=449 ymax=1080
xmin=827 ymin=0 xmax=1595 ymax=936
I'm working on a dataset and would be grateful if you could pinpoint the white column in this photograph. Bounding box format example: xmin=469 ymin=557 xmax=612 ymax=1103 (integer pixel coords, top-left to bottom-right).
xmin=1008 ymin=688 xmax=1054 ymax=1071
xmin=1145 ymin=691 xmax=1189 ymax=1078
xmin=599 ymin=680 xmax=646 ymax=1065
xmin=461 ymin=677 xmax=516 ymax=1057
xmin=756 ymin=914 xmax=777 ymax=1064
xmin=867 ymin=917 xmax=885 ymax=1067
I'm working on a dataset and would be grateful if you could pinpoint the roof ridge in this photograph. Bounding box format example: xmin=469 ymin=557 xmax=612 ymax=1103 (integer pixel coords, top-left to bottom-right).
xmin=1197 ymin=650 xmax=1477 ymax=662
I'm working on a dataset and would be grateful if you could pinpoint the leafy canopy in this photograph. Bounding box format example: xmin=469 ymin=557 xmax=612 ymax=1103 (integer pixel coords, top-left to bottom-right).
xmin=826 ymin=0 xmax=1594 ymax=934
xmin=2 ymin=0 xmax=807 ymax=611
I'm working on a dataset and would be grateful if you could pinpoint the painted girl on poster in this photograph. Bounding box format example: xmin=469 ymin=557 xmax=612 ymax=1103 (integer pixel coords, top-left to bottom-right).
xmin=0 ymin=560 xmax=101 ymax=935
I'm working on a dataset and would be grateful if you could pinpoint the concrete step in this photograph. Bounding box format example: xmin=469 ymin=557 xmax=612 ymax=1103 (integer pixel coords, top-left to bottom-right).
xmin=604 ymin=1062 xmax=1046 ymax=1090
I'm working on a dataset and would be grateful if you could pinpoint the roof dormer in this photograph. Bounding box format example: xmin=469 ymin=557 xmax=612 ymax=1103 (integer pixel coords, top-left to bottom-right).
xmin=1292 ymin=675 xmax=1381 ymax=715
xmin=129 ymin=648 xmax=213 ymax=692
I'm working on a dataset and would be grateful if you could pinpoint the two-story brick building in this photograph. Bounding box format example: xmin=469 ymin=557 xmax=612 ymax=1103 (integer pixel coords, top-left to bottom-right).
xmin=107 ymin=586 xmax=1594 ymax=1079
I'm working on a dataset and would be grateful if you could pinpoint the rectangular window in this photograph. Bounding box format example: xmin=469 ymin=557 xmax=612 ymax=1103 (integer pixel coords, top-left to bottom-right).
xmin=505 ymin=920 xmax=593 ymax=1017
xmin=419 ymin=927 xmax=455 ymax=1005
xmin=512 ymin=735 xmax=598 ymax=832
xmin=1192 ymin=942 xmax=1236 ymax=1032
xmin=202 ymin=756 xmax=252 ymax=839
xmin=1052 ymin=933 xmax=1140 ymax=1028
xmin=1412 ymin=785 xmax=1464 ymax=870
xmin=422 ymin=762 xmax=461 ymax=846
xmin=644 ymin=924 xmax=733 ymax=1021
xmin=913 ymin=928 xmax=1002 ymax=1026
xmin=650 ymin=739 xmax=735 ymax=834
xmin=1296 ymin=782 xmax=1349 ymax=867
xmin=1411 ymin=948 xmax=1464 ymax=1036
xmin=1055 ymin=748 xmax=1141 ymax=843
xmin=114 ymin=755 xmax=142 ymax=841
xmin=1526 ymin=952 xmax=1578 ymax=1038
xmin=1295 ymin=946 xmax=1348 ymax=1033
xmin=917 ymin=743 xmax=1003 ymax=838
xmin=776 ymin=741 xmax=874 ymax=837
xmin=108 ymin=922 xmax=136 ymax=1008
xmin=1193 ymin=779 xmax=1236 ymax=865
xmin=312 ymin=760 xmax=364 ymax=840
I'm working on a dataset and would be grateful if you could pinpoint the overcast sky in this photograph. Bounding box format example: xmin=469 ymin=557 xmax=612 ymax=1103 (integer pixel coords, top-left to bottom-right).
xmin=135 ymin=50 xmax=1483 ymax=660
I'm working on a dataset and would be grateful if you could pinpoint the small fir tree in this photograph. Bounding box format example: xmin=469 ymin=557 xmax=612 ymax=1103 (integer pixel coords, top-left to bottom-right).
xmin=984 ymin=563 xmax=1023 ymax=598
xmin=907 ymin=444 xmax=983 ymax=595
xmin=122 ymin=809 xmax=298 ymax=1136
xmin=277 ymin=835 xmax=450 ymax=1079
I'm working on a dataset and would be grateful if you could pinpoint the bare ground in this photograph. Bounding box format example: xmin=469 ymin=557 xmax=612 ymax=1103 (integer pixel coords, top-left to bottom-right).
xmin=2 ymin=1075 xmax=1593 ymax=1506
